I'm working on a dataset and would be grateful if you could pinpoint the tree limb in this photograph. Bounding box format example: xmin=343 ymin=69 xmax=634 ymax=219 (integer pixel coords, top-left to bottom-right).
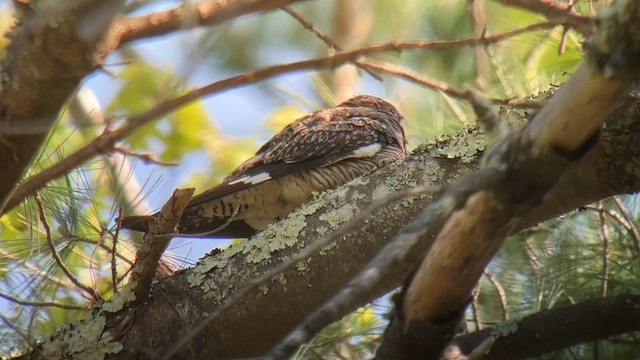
xmin=455 ymin=293 xmax=640 ymax=359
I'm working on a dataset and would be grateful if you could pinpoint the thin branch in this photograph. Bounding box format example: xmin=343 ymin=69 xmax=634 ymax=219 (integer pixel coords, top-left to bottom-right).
xmin=613 ymin=196 xmax=640 ymax=254
xmin=107 ymin=0 xmax=300 ymax=47
xmin=471 ymin=286 xmax=482 ymax=331
xmin=112 ymin=207 xmax=124 ymax=293
xmin=359 ymin=60 xmax=543 ymax=109
xmin=0 ymin=292 xmax=86 ymax=310
xmin=596 ymin=202 xmax=609 ymax=298
xmin=34 ymin=193 xmax=100 ymax=301
xmin=499 ymin=0 xmax=595 ymax=36
xmin=0 ymin=313 xmax=37 ymax=353
xmin=1 ymin=21 xmax=563 ymax=214
xmin=0 ymin=248 xmax=75 ymax=291
xmin=281 ymin=5 xmax=383 ymax=81
xmin=113 ymin=146 xmax=178 ymax=166
xmin=585 ymin=204 xmax=640 ymax=255
xmin=483 ymin=270 xmax=509 ymax=321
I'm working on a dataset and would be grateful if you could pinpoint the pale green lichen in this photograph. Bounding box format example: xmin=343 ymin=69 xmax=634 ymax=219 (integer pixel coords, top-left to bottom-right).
xmin=101 ymin=285 xmax=136 ymax=313
xmin=319 ymin=208 xmax=348 ymax=230
xmin=315 ymin=225 xmax=328 ymax=235
xmin=276 ymin=272 xmax=287 ymax=285
xmin=429 ymin=125 xmax=487 ymax=163
xmin=296 ymin=259 xmax=310 ymax=274
xmin=41 ymin=316 xmax=122 ymax=360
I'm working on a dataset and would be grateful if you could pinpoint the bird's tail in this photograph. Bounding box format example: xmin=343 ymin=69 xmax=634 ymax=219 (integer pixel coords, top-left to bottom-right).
xmin=120 ymin=215 xmax=151 ymax=232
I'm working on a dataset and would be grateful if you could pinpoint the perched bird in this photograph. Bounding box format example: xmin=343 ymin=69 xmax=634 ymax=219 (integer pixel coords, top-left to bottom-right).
xmin=121 ymin=95 xmax=408 ymax=238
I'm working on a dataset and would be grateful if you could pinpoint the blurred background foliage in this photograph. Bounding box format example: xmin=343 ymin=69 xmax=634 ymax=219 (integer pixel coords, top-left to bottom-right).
xmin=1 ymin=0 xmax=639 ymax=358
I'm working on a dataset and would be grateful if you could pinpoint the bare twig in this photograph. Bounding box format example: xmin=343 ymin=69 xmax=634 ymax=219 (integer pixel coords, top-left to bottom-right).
xmin=359 ymin=60 xmax=543 ymax=109
xmin=499 ymin=0 xmax=595 ymax=36
xmin=112 ymin=207 xmax=124 ymax=293
xmin=0 ymin=248 xmax=77 ymax=291
xmin=113 ymin=146 xmax=178 ymax=167
xmin=281 ymin=5 xmax=383 ymax=81
xmin=596 ymin=202 xmax=609 ymax=298
xmin=471 ymin=286 xmax=482 ymax=331
xmin=128 ymin=188 xmax=194 ymax=306
xmin=0 ymin=292 xmax=85 ymax=310
xmin=613 ymin=196 xmax=640 ymax=254
xmin=483 ymin=270 xmax=509 ymax=321
xmin=34 ymin=193 xmax=100 ymax=301
xmin=0 ymin=313 xmax=37 ymax=353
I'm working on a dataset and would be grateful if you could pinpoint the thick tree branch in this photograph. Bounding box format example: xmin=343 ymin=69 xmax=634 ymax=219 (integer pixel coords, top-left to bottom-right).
xmin=97 ymin=93 xmax=640 ymax=359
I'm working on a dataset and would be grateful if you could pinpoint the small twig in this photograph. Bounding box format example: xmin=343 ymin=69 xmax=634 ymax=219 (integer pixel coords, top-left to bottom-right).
xmin=471 ymin=286 xmax=482 ymax=331
xmin=500 ymin=0 xmax=595 ymax=36
xmin=0 ymin=313 xmax=37 ymax=353
xmin=128 ymin=188 xmax=194 ymax=307
xmin=613 ymin=196 xmax=640 ymax=254
xmin=65 ymin=234 xmax=133 ymax=266
xmin=113 ymin=145 xmax=178 ymax=166
xmin=585 ymin=203 xmax=640 ymax=255
xmin=596 ymin=202 xmax=609 ymax=298
xmin=0 ymin=292 xmax=85 ymax=310
xmin=112 ymin=207 xmax=124 ymax=293
xmin=0 ymin=248 xmax=77 ymax=291
xmin=359 ymin=60 xmax=543 ymax=109
xmin=281 ymin=5 xmax=383 ymax=81
xmin=483 ymin=270 xmax=509 ymax=320
xmin=34 ymin=193 xmax=100 ymax=301
xmin=161 ymin=185 xmax=439 ymax=360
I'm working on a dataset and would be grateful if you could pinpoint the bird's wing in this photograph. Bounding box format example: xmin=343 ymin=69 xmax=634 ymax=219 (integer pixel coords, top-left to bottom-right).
xmin=186 ymin=109 xmax=396 ymax=207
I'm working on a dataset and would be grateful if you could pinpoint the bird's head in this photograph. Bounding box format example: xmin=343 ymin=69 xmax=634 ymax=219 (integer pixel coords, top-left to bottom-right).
xmin=338 ymin=95 xmax=408 ymax=151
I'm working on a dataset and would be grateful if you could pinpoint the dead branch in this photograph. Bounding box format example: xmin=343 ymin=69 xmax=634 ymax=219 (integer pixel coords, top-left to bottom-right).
xmin=128 ymin=188 xmax=194 ymax=306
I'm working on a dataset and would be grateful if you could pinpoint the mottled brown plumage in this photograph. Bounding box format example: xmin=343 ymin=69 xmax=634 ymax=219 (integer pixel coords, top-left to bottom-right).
xmin=121 ymin=95 xmax=407 ymax=238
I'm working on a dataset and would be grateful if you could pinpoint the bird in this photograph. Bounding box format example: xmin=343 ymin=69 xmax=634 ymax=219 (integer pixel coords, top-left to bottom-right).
xmin=121 ymin=94 xmax=408 ymax=238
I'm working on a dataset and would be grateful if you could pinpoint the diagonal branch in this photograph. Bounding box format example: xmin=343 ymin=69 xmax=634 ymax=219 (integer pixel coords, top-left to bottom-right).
xmin=106 ymin=0 xmax=301 ymax=48
xmin=1 ymin=20 xmax=567 ymax=215
xmin=499 ymin=0 xmax=595 ymax=36
xmin=34 ymin=193 xmax=100 ymax=301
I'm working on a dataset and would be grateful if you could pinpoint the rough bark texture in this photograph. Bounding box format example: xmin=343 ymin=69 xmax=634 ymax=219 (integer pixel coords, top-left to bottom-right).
xmin=98 ymin=95 xmax=640 ymax=359
xmin=0 ymin=0 xmax=125 ymax=207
